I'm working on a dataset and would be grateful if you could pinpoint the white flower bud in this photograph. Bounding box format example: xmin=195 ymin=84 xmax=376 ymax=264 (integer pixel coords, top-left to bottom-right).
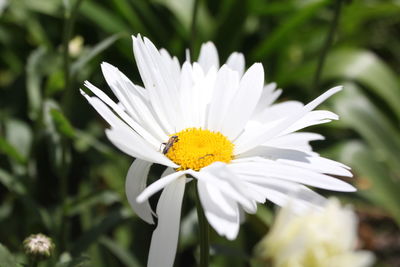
xmin=23 ymin=233 xmax=54 ymax=261
xmin=68 ymin=36 xmax=84 ymax=57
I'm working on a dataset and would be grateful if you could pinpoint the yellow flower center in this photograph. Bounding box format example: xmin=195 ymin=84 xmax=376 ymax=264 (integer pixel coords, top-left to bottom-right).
xmin=164 ymin=128 xmax=234 ymax=171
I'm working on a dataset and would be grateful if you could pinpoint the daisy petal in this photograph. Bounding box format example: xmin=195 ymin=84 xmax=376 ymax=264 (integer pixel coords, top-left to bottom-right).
xmin=238 ymin=175 xmax=327 ymax=212
xmin=238 ymin=146 xmax=352 ymax=177
xmin=235 ymin=86 xmax=342 ymax=154
xmin=159 ymin=48 xmax=181 ymax=84
xmin=281 ymin=110 xmax=339 ymax=135
xmin=207 ymin=65 xmax=240 ymax=131
xmin=105 ymin=127 xmax=176 ymax=167
xmin=84 ymin=80 xmax=162 ymax=147
xmin=100 ymin=62 xmax=146 ymax=118
xmin=264 ymin=132 xmax=325 ymax=152
xmin=188 ymin=164 xmax=255 ymax=212
xmin=226 ymin=52 xmax=245 ymax=76
xmin=197 ymin=180 xmax=240 ymax=240
xmin=125 ymin=159 xmax=155 ymax=224
xmin=99 ymin=63 xmax=168 ymax=141
xmin=198 ymin=42 xmax=219 ymax=72
xmin=252 ymin=101 xmax=304 ymax=123
xmin=220 ymin=63 xmax=264 ymax=140
xmin=132 ymin=35 xmax=181 ymax=133
xmin=136 ymin=170 xmax=188 ymax=203
xmin=198 ymin=179 xmax=236 ymax=216
xmin=256 ymin=185 xmax=324 ymax=214
xmin=148 ymin=177 xmax=186 ymax=267
xmin=81 ymin=91 xmax=174 ymax=166
xmin=230 ymin=160 xmax=356 ymax=192
xmin=253 ymin=83 xmax=282 ymax=116
xmin=81 ymin=90 xmax=123 ymax=129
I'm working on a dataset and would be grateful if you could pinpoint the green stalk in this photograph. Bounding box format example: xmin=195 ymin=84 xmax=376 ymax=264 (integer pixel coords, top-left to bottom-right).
xmin=61 ymin=0 xmax=84 ymax=114
xmin=28 ymin=258 xmax=38 ymax=267
xmin=313 ymin=0 xmax=344 ymax=92
xmin=194 ymin=181 xmax=209 ymax=267
xmin=190 ymin=0 xmax=200 ymax=59
xmin=62 ymin=0 xmax=84 ymax=92
xmin=58 ymin=0 xmax=84 ymax=253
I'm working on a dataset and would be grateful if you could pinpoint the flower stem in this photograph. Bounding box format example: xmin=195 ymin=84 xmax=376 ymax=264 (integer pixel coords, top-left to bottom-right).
xmin=59 ymin=0 xmax=84 ymax=253
xmin=190 ymin=0 xmax=200 ymax=58
xmin=28 ymin=259 xmax=38 ymax=267
xmin=313 ymin=0 xmax=343 ymax=92
xmin=61 ymin=0 xmax=84 ymax=114
xmin=194 ymin=181 xmax=209 ymax=267
xmin=62 ymin=0 xmax=83 ymax=92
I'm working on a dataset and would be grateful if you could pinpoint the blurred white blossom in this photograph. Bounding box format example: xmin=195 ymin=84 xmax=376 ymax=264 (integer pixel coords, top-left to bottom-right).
xmin=256 ymin=198 xmax=374 ymax=267
xmin=0 ymin=0 xmax=8 ymax=15
xmin=68 ymin=35 xmax=84 ymax=57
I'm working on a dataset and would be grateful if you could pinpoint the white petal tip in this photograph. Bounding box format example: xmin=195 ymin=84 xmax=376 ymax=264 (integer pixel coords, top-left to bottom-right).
xmin=328 ymin=85 xmax=343 ymax=95
xmin=132 ymin=34 xmax=141 ymax=40
xmin=136 ymin=195 xmax=146 ymax=204
xmin=251 ymin=62 xmax=263 ymax=70
xmin=336 ymin=183 xmax=357 ymax=192
xmin=226 ymin=234 xmax=237 ymax=241
xmin=101 ymin=62 xmax=116 ymax=72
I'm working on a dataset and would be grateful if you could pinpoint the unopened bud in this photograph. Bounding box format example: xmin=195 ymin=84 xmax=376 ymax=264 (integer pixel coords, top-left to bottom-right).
xmin=23 ymin=233 xmax=54 ymax=261
xmin=68 ymin=35 xmax=84 ymax=57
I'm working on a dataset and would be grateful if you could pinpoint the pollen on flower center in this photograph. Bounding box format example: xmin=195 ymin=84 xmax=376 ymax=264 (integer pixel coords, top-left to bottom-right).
xmin=164 ymin=128 xmax=234 ymax=171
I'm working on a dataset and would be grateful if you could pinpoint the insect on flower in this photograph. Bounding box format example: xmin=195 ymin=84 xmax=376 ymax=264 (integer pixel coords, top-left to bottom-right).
xmin=199 ymin=154 xmax=214 ymax=160
xmin=162 ymin=135 xmax=179 ymax=154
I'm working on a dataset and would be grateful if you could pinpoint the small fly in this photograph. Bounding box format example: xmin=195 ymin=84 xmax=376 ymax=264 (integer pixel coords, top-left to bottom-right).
xmin=161 ymin=135 xmax=179 ymax=154
xmin=198 ymin=153 xmax=214 ymax=160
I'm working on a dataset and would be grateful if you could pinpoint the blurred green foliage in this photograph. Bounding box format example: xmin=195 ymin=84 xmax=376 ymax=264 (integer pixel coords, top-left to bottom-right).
xmin=0 ymin=0 xmax=399 ymax=266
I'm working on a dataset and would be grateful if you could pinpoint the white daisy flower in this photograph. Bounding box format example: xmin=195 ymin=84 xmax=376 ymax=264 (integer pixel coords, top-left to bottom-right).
xmin=81 ymin=35 xmax=355 ymax=267
xmin=256 ymin=198 xmax=375 ymax=267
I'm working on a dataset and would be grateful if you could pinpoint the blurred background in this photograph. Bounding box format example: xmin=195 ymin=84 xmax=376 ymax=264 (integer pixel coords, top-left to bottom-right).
xmin=0 ymin=0 xmax=399 ymax=266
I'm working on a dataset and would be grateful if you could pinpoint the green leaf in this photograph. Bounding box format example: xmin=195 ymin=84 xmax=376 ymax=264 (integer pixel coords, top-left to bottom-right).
xmin=65 ymin=191 xmax=120 ymax=216
xmin=180 ymin=209 xmax=197 ymax=249
xmin=70 ymin=208 xmax=132 ymax=256
xmin=99 ymin=237 xmax=140 ymax=267
xmin=110 ymin=0 xmax=147 ymax=33
xmin=341 ymin=2 xmax=400 ymax=35
xmin=249 ymin=0 xmax=298 ymax=15
xmin=50 ymin=108 xmax=76 ymax=138
xmin=0 ymin=137 xmax=26 ymax=164
xmin=333 ymin=83 xmax=400 ymax=170
xmin=55 ymin=256 xmax=91 ymax=267
xmin=17 ymin=0 xmax=62 ymax=15
xmin=45 ymin=69 xmax=65 ymax=96
xmin=324 ymin=49 xmax=400 ymax=119
xmin=73 ymin=129 xmax=112 ymax=154
xmin=0 ymin=243 xmax=19 ymax=267
xmin=154 ymin=0 xmax=194 ymax=28
xmin=5 ymin=119 xmax=32 ymax=160
xmin=254 ymin=205 xmax=274 ymax=227
xmin=71 ymin=34 xmax=122 ymax=76
xmin=42 ymin=100 xmax=71 ymax=173
xmin=26 ymin=47 xmax=46 ymax=119
xmin=338 ymin=141 xmax=400 ymax=225
xmin=251 ymin=0 xmax=328 ymax=59
xmin=0 ymin=169 xmax=26 ymax=195
xmin=80 ymin=1 xmax=130 ymax=33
